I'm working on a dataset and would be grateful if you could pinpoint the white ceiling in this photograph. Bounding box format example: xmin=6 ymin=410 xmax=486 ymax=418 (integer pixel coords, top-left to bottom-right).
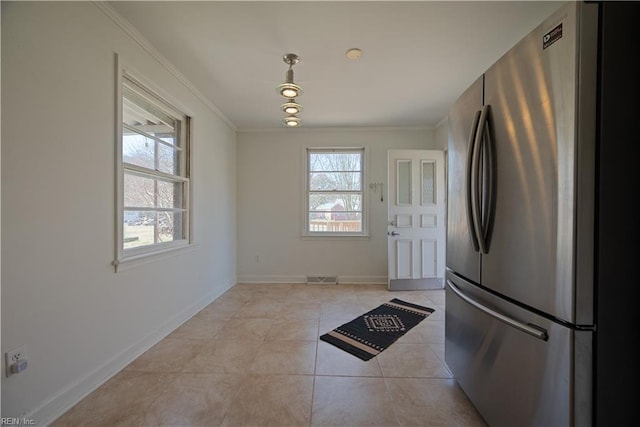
xmin=109 ymin=1 xmax=564 ymax=131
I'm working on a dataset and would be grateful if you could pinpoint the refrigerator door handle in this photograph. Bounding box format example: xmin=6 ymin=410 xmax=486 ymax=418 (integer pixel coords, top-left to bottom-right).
xmin=481 ymin=105 xmax=495 ymax=253
xmin=447 ymin=279 xmax=549 ymax=341
xmin=471 ymin=105 xmax=490 ymax=254
xmin=466 ymin=110 xmax=482 ymax=252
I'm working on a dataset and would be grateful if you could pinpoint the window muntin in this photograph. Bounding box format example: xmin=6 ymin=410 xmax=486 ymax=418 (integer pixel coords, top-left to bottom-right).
xmin=306 ymin=148 xmax=366 ymax=235
xmin=118 ymin=74 xmax=190 ymax=261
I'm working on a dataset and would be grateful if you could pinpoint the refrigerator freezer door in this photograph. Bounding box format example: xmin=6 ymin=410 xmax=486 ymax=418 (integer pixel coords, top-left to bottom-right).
xmin=446 ymin=76 xmax=483 ymax=284
xmin=445 ymin=272 xmax=587 ymax=427
xmin=480 ymin=3 xmax=595 ymax=323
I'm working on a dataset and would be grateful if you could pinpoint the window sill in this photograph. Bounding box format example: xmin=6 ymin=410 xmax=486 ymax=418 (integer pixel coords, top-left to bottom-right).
xmin=114 ymin=242 xmax=197 ymax=272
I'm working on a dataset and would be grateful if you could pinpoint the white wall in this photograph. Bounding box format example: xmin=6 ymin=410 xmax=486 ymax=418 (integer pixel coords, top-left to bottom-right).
xmin=1 ymin=2 xmax=236 ymax=423
xmin=434 ymin=117 xmax=449 ymax=151
xmin=237 ymin=128 xmax=437 ymax=284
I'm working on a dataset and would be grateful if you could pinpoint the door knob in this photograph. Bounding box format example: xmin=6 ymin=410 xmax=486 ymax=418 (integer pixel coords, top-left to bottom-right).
xmin=388 ymin=231 xmax=400 ymax=236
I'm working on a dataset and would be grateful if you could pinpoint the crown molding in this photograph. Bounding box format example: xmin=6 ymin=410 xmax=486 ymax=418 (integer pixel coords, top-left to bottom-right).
xmin=93 ymin=1 xmax=237 ymax=131
xmin=434 ymin=115 xmax=449 ymax=130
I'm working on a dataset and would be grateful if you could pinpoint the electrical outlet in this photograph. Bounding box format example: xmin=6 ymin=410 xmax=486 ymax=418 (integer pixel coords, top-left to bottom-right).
xmin=5 ymin=345 xmax=27 ymax=377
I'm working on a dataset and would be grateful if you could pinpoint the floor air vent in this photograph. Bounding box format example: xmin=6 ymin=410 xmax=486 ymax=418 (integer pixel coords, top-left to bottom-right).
xmin=306 ymin=276 xmax=338 ymax=285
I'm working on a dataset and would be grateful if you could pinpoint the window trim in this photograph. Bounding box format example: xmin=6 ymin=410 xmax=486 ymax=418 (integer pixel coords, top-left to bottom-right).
xmin=114 ymin=54 xmax=193 ymax=271
xmin=303 ymin=146 xmax=369 ymax=238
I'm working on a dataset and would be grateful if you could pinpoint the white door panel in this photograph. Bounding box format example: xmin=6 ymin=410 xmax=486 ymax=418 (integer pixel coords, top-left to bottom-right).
xmin=421 ymin=239 xmax=438 ymax=278
xmin=395 ymin=239 xmax=412 ymax=279
xmin=388 ymin=150 xmax=445 ymax=290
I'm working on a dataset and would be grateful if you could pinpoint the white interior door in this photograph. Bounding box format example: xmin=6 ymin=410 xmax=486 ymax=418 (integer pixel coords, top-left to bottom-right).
xmin=388 ymin=149 xmax=446 ymax=290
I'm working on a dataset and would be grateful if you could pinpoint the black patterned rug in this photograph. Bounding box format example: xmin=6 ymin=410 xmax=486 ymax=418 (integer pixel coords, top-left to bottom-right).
xmin=320 ymin=298 xmax=434 ymax=361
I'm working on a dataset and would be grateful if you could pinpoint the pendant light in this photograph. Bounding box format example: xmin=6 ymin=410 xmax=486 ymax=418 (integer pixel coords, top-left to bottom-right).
xmin=281 ymin=99 xmax=303 ymax=115
xmin=283 ymin=115 xmax=301 ymax=127
xmin=277 ymin=53 xmax=303 ymax=127
xmin=277 ymin=53 xmax=303 ymax=98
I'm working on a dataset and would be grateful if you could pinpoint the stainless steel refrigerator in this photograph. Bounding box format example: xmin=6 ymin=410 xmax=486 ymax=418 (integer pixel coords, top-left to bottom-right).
xmin=445 ymin=2 xmax=639 ymax=426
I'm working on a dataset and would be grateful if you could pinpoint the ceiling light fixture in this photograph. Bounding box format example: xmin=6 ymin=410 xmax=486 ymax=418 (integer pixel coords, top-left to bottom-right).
xmin=283 ymin=115 xmax=301 ymax=127
xmin=281 ymin=99 xmax=303 ymax=115
xmin=345 ymin=48 xmax=362 ymax=60
xmin=277 ymin=53 xmax=303 ymax=98
xmin=277 ymin=53 xmax=303 ymax=127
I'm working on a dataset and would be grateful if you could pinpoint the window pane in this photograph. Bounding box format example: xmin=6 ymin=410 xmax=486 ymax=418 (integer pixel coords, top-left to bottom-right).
xmin=123 ymin=210 xmax=184 ymax=249
xmin=124 ymin=174 xmax=155 ymax=208
xmin=309 ymin=172 xmax=361 ymax=191
xmin=159 ymin=134 xmax=176 ymax=146
xmin=158 ymin=143 xmax=178 ymax=174
xmin=123 ymin=211 xmax=156 ymax=248
xmin=422 ymin=161 xmax=435 ymax=204
xmin=309 ymin=152 xmax=361 ymax=172
xmin=397 ymin=160 xmax=412 ymax=205
xmin=123 ymin=134 xmax=155 ymax=170
xmin=124 ymin=174 xmax=183 ymax=209
xmin=123 ymin=85 xmax=177 ymax=135
xmin=157 ymin=211 xmax=182 ymax=243
xmin=123 ymin=133 xmax=180 ymax=175
xmin=157 ymin=180 xmax=183 ymax=209
xmin=308 ymin=212 xmax=362 ymax=232
xmin=309 ymin=194 xmax=361 ymax=212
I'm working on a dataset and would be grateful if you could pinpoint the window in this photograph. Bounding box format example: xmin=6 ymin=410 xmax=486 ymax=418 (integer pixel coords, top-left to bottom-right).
xmin=116 ymin=72 xmax=191 ymax=266
xmin=305 ymin=148 xmax=367 ymax=236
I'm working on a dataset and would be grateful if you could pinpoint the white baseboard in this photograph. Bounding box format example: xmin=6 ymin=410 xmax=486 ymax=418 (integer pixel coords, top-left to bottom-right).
xmin=236 ymin=275 xmax=307 ymax=284
xmin=338 ymin=275 xmax=387 ymax=285
xmin=33 ymin=283 xmax=233 ymax=426
xmin=237 ymin=275 xmax=387 ymax=285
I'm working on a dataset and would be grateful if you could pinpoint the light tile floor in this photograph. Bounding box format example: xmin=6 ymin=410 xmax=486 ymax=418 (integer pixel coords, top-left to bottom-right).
xmin=52 ymin=283 xmax=487 ymax=426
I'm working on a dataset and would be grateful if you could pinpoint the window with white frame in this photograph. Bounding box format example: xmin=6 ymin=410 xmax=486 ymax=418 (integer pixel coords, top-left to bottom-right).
xmin=306 ymin=148 xmax=366 ymax=236
xmin=116 ymin=73 xmax=191 ymax=264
